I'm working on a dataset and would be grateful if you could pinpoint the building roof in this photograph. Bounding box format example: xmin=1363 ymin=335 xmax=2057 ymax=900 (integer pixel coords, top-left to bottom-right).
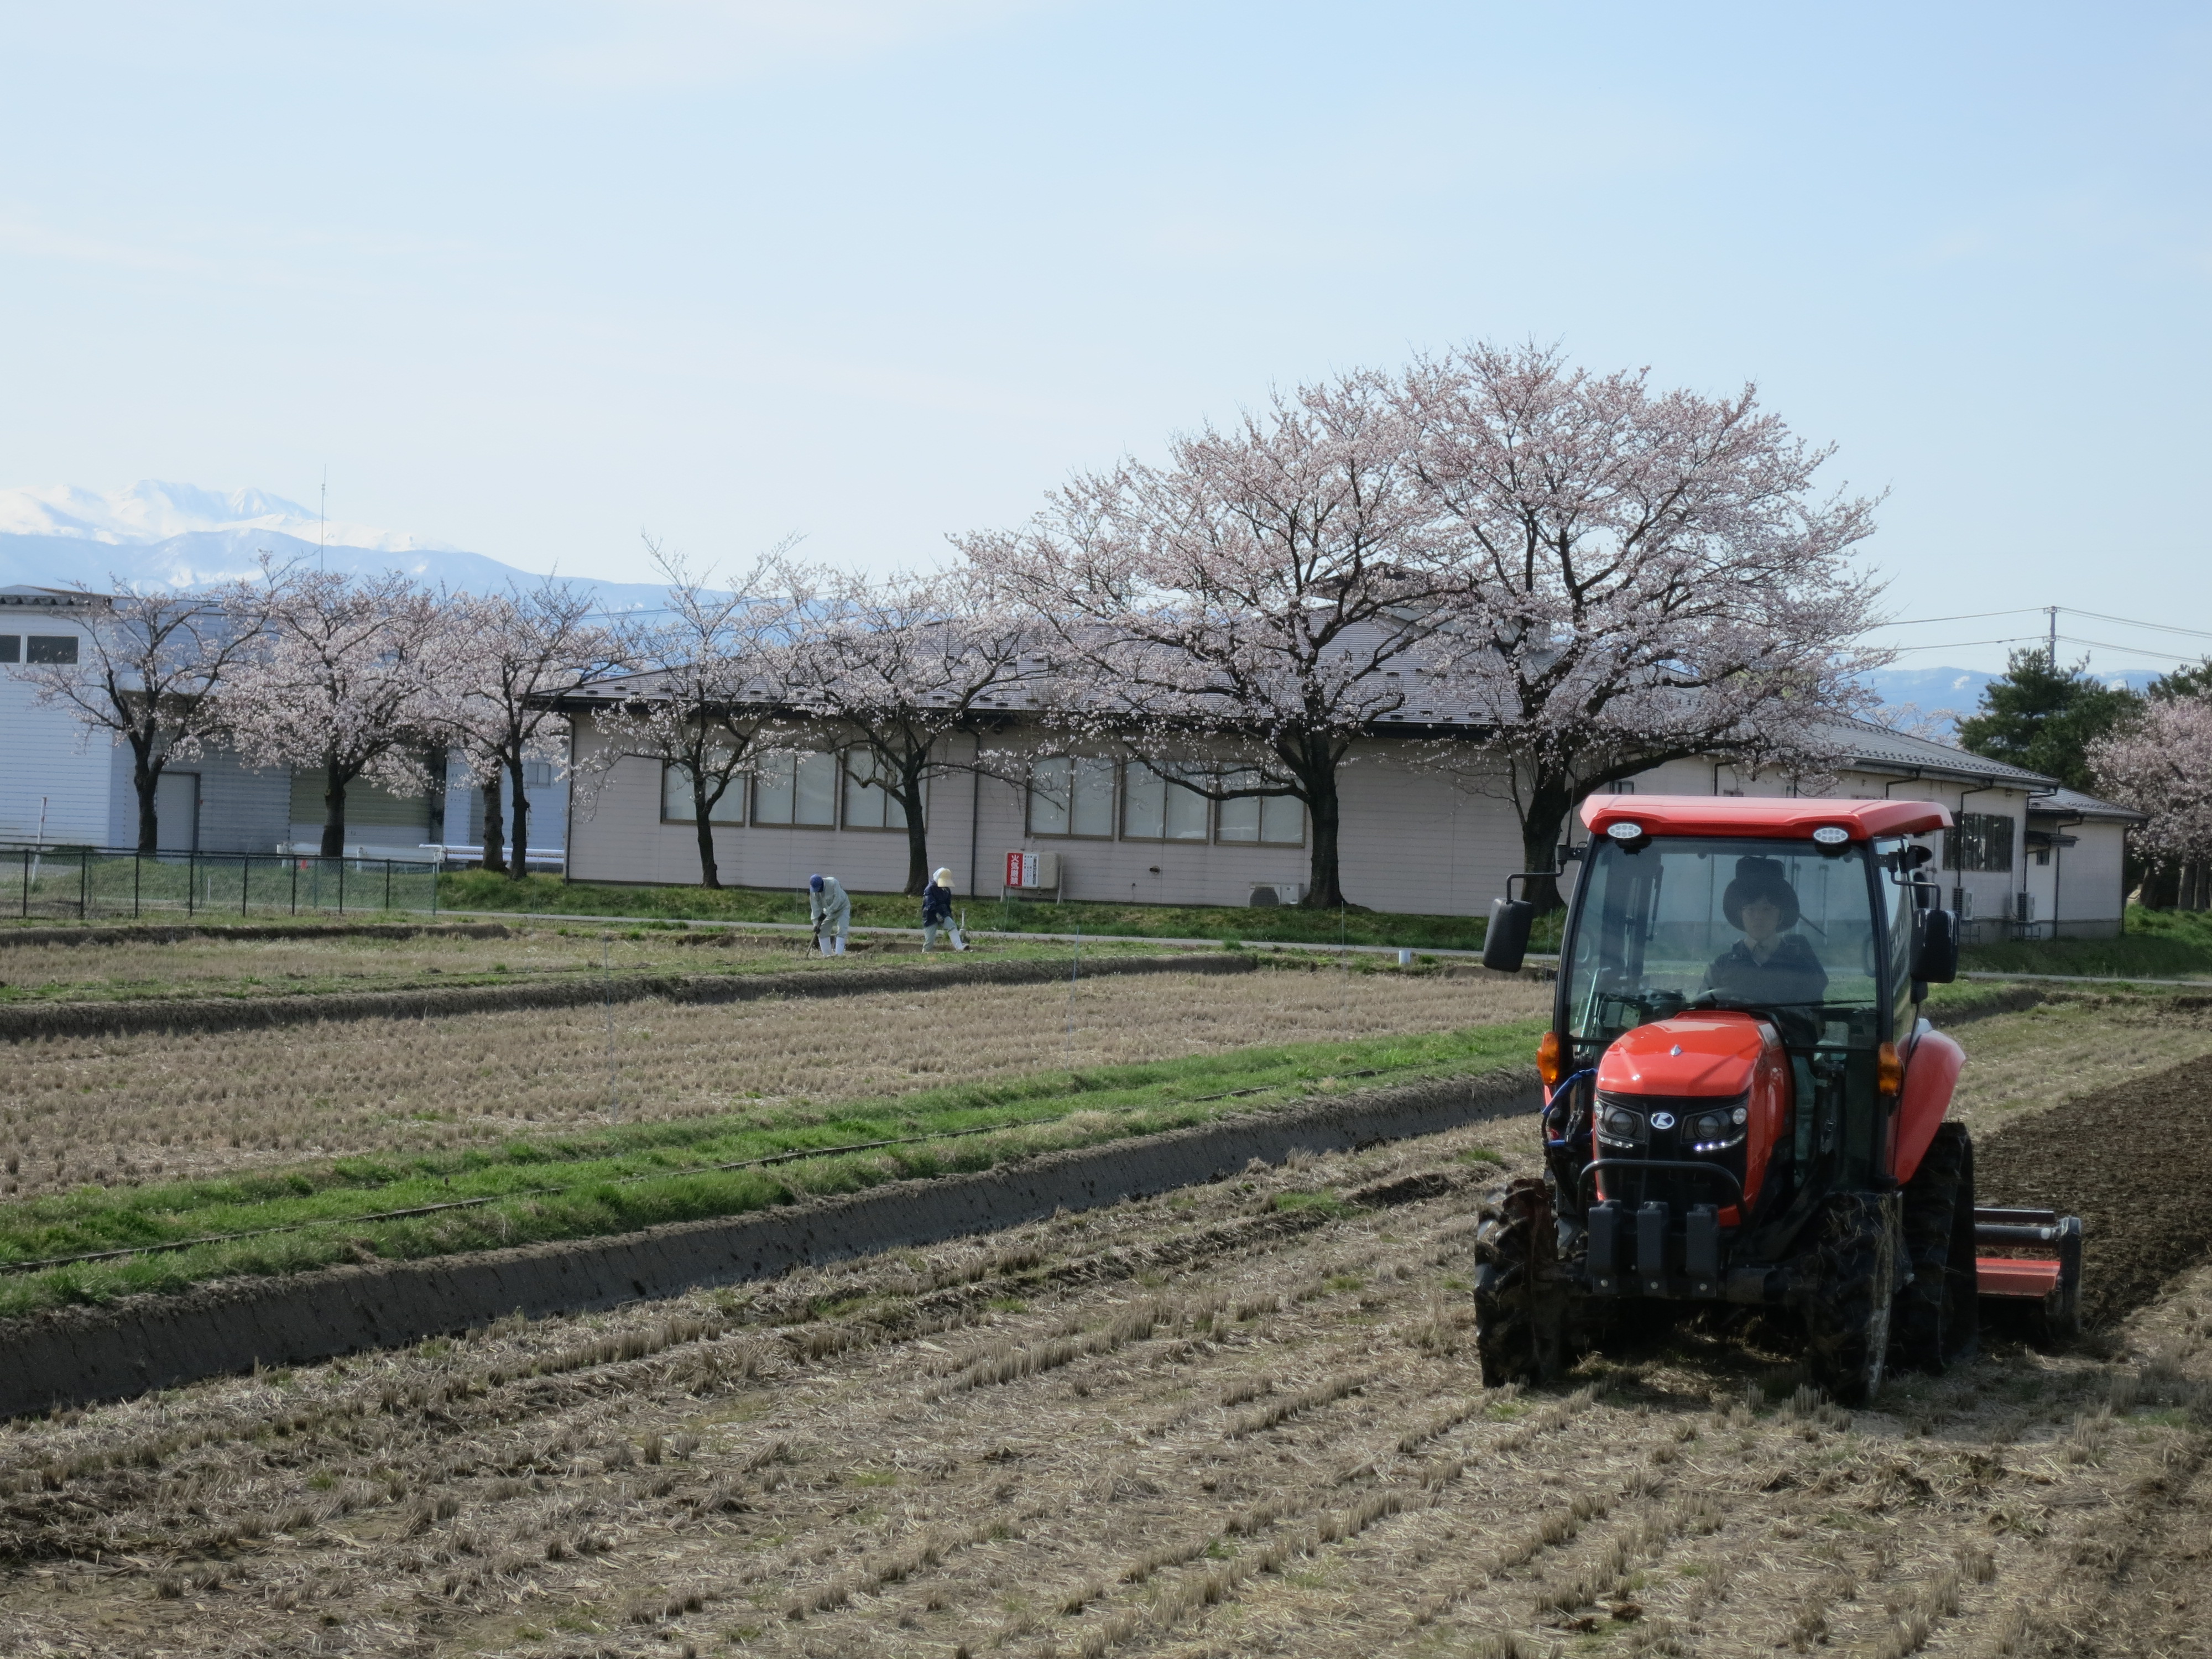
xmin=2026 ymin=785 xmax=2144 ymax=824
xmin=1814 ymin=717 xmax=2055 ymax=790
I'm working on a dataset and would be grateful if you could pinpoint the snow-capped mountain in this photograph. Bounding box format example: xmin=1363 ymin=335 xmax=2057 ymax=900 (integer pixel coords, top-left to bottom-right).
xmin=0 ymin=480 xmax=447 ymax=555
xmin=0 ymin=481 xmax=674 ymax=612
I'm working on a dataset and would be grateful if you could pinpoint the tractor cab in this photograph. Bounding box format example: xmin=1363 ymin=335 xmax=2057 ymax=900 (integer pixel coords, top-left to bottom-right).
xmin=1474 ymin=795 xmax=2079 ymax=1403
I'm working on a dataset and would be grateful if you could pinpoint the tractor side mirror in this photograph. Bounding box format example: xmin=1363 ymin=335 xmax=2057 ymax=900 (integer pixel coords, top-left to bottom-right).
xmin=1913 ymin=907 xmax=1959 ymax=985
xmin=1483 ymin=896 xmax=1536 ymax=973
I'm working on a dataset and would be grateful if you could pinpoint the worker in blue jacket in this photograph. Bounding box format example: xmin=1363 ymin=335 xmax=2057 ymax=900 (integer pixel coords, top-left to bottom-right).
xmin=921 ymin=866 xmax=966 ymax=951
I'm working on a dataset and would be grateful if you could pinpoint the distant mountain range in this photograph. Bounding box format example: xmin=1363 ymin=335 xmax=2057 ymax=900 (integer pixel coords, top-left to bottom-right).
xmin=1862 ymin=666 xmax=2163 ymax=738
xmin=0 ymin=481 xmax=675 ymax=614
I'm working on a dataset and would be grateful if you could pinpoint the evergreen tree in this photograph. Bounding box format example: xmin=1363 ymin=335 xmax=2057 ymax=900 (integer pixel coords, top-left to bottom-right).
xmin=1955 ymin=650 xmax=2140 ymax=792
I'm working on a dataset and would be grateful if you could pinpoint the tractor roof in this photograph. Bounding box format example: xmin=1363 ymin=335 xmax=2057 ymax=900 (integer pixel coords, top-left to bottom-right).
xmin=1579 ymin=795 xmax=1953 ymax=841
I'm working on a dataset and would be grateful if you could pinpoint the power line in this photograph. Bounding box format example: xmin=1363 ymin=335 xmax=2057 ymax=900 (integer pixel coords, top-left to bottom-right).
xmin=1875 ymin=604 xmax=2212 ymax=642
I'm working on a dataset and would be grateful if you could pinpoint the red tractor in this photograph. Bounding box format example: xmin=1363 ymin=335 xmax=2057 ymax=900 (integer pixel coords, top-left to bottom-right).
xmin=1475 ymin=796 xmax=2081 ymax=1403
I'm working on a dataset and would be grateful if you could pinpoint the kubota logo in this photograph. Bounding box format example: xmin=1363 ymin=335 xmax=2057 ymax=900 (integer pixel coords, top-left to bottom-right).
xmin=1650 ymin=1112 xmax=1676 ymax=1130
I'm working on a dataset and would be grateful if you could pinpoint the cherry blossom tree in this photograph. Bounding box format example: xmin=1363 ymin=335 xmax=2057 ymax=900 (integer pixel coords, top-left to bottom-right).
xmin=1400 ymin=342 xmax=1887 ymax=904
xmin=224 ymin=564 xmax=449 ymax=856
xmin=16 ymin=578 xmax=269 ymax=852
xmin=782 ymin=564 xmax=1040 ymax=895
xmin=958 ymin=371 xmax=1465 ymax=909
xmin=432 ymin=583 xmax=622 ymax=878
xmin=589 ymin=544 xmax=805 ymax=890
xmin=2091 ymin=695 xmax=2212 ymax=910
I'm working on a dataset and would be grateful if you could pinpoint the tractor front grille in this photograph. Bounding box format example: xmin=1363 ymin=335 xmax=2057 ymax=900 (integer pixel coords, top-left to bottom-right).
xmin=1592 ymin=1089 xmax=1750 ymax=1214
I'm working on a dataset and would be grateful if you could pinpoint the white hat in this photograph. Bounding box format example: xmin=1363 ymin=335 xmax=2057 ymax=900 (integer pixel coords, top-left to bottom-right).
xmin=933 ymin=868 xmax=954 ymax=887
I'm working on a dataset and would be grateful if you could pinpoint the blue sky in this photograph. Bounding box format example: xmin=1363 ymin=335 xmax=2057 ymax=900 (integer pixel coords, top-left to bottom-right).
xmin=2 ymin=2 xmax=2207 ymax=674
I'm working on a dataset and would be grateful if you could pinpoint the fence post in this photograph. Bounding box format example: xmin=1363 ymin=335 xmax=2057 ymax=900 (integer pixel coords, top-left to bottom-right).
xmin=242 ymin=855 xmax=250 ymax=917
xmin=186 ymin=852 xmax=195 ymax=917
xmin=384 ymin=859 xmax=392 ymax=912
xmin=337 ymin=858 xmax=345 ymax=915
xmin=20 ymin=848 xmax=28 ymax=918
xmin=80 ymin=849 xmax=88 ymax=920
xmin=134 ymin=851 xmax=142 ymax=919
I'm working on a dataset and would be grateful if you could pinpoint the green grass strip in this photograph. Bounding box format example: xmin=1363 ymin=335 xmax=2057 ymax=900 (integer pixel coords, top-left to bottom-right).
xmin=0 ymin=1019 xmax=1545 ymax=1318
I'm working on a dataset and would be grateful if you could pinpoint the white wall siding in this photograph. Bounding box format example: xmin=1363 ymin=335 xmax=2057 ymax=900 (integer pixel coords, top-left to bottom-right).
xmin=0 ymin=669 xmax=114 ymax=846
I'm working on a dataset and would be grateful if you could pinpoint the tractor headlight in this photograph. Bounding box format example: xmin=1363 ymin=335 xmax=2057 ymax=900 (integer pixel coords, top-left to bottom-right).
xmin=1597 ymin=1107 xmax=1644 ymax=1149
xmin=1688 ymin=1098 xmax=1751 ymax=1154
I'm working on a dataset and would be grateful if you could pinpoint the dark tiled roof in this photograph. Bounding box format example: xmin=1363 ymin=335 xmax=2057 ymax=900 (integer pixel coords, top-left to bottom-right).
xmin=1816 ymin=718 xmax=2054 ymax=789
xmin=2026 ymin=785 xmax=2143 ymax=823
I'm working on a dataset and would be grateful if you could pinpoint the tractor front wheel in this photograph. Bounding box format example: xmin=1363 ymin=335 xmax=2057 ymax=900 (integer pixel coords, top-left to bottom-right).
xmin=1896 ymin=1123 xmax=1979 ymax=1372
xmin=1474 ymin=1177 xmax=1568 ymax=1387
xmin=1802 ymin=1191 xmax=1900 ymax=1406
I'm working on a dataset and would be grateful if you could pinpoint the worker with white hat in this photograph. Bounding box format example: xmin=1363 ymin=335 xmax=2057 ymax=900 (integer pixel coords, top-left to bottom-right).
xmin=921 ymin=867 xmax=966 ymax=951
xmin=808 ymin=874 xmax=851 ymax=956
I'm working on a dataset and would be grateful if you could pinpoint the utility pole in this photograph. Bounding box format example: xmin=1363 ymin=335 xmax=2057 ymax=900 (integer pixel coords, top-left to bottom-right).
xmin=2047 ymin=606 xmax=2058 ymax=670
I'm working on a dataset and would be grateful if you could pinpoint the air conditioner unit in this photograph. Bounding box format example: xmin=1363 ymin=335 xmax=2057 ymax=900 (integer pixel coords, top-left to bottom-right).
xmin=1952 ymin=886 xmax=1975 ymax=922
xmin=2014 ymin=891 xmax=2037 ymax=924
xmin=1248 ymin=881 xmax=1305 ymax=907
xmin=1003 ymin=850 xmax=1060 ymax=892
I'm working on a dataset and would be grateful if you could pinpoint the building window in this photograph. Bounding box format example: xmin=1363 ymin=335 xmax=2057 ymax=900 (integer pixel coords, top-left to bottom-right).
xmin=1213 ymin=770 xmax=1306 ymax=846
xmin=0 ymin=637 xmax=17 ymax=664
xmin=842 ymin=750 xmax=910 ymax=831
xmin=661 ymin=763 xmax=744 ymax=824
xmin=1029 ymin=757 xmax=1115 ymax=838
xmin=523 ymin=760 xmax=554 ymax=789
xmin=1947 ymin=811 xmax=2014 ymax=873
xmin=25 ymin=635 xmax=76 ymax=665
xmin=1121 ymin=762 xmax=1209 ymax=841
xmin=752 ymin=750 xmax=838 ymax=826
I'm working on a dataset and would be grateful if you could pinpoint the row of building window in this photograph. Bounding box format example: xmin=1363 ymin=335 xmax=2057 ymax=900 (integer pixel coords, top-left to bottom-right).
xmin=659 ymin=752 xmax=1307 ymax=847
xmin=0 ymin=635 xmax=77 ymax=665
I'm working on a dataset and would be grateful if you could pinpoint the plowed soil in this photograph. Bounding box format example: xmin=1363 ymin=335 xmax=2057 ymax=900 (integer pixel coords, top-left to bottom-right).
xmin=5 ymin=1040 xmax=2212 ymax=1657
xmin=1977 ymin=1055 xmax=2212 ymax=1327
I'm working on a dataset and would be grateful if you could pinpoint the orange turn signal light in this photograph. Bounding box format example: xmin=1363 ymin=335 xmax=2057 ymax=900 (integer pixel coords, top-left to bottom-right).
xmin=1877 ymin=1041 xmax=1903 ymax=1098
xmin=1538 ymin=1030 xmax=1564 ymax=1089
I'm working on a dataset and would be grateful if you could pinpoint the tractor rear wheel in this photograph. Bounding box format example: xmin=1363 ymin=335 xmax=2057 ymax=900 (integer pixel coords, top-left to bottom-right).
xmin=1896 ymin=1123 xmax=1979 ymax=1372
xmin=1801 ymin=1191 xmax=1900 ymax=1406
xmin=1474 ymin=1177 xmax=1567 ymax=1386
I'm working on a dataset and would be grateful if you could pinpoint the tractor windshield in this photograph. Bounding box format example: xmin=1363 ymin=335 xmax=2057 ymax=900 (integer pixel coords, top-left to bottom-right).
xmin=1562 ymin=836 xmax=1885 ymax=1053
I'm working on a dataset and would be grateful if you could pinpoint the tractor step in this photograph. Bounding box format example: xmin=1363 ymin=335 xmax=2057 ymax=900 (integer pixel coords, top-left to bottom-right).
xmin=1971 ymin=1206 xmax=2082 ymax=1335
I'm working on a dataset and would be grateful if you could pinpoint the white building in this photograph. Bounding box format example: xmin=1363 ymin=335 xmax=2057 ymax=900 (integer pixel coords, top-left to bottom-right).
xmin=1 ymin=585 xmax=567 ymax=865
xmin=555 ymin=691 xmax=2139 ymax=939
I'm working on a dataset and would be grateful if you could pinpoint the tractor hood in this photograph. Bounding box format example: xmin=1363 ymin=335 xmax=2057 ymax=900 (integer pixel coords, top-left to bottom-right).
xmin=1598 ymin=1013 xmax=1772 ymax=1098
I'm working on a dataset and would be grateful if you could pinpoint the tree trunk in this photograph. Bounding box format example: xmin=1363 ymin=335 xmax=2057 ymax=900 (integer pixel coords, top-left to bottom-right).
xmin=1300 ymin=768 xmax=1347 ymax=909
xmin=479 ymin=776 xmax=505 ymax=873
xmin=129 ymin=736 xmax=163 ymax=855
xmin=505 ymin=753 xmax=530 ymax=881
xmin=691 ymin=770 xmax=722 ymax=889
xmin=899 ymin=768 xmax=931 ymax=896
xmin=1514 ymin=772 xmax=1581 ymax=914
xmin=320 ymin=757 xmax=349 ymax=859
xmin=2141 ymin=858 xmax=2180 ymax=910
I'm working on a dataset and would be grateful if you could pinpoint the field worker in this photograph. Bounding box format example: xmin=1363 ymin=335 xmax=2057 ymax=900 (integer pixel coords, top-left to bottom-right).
xmin=1705 ymin=856 xmax=1828 ymax=1010
xmin=921 ymin=867 xmax=967 ymax=952
xmin=808 ymin=873 xmax=852 ymax=956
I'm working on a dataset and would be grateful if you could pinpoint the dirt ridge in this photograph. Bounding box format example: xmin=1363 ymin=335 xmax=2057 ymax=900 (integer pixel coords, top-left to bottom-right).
xmin=0 ymin=948 xmax=1255 ymax=1043
xmin=0 ymin=1065 xmax=1538 ymax=1418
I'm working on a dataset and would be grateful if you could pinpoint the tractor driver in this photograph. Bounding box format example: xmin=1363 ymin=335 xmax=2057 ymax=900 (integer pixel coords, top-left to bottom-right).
xmin=1705 ymin=857 xmax=1828 ymax=1010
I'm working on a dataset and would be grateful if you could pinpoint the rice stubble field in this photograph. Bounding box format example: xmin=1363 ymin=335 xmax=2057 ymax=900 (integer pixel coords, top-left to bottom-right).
xmin=7 ymin=1066 xmax=2212 ymax=1658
